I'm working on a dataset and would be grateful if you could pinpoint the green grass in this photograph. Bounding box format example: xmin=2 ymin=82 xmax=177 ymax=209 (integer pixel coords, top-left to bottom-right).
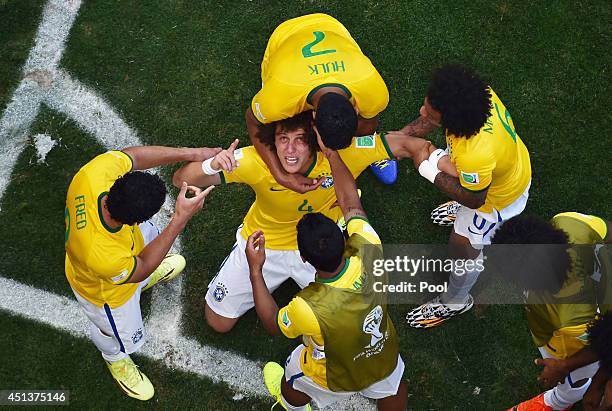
xmin=0 ymin=0 xmax=610 ymax=409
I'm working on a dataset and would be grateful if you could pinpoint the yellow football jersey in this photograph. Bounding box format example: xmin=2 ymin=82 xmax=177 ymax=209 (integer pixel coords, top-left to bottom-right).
xmin=65 ymin=151 xmax=145 ymax=308
xmin=526 ymin=212 xmax=608 ymax=358
xmin=221 ymin=133 xmax=392 ymax=250
xmin=251 ymin=13 xmax=388 ymax=124
xmin=277 ymin=218 xmax=380 ymax=388
xmin=446 ymin=88 xmax=531 ymax=213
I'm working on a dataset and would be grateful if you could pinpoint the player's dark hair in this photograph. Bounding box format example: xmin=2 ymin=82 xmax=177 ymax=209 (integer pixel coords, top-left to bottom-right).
xmin=297 ymin=213 xmax=345 ymax=273
xmin=315 ymin=92 xmax=357 ymax=150
xmin=256 ymin=111 xmax=317 ymax=154
xmin=489 ymin=215 xmax=571 ymax=293
xmin=427 ymin=64 xmax=492 ymax=138
xmin=106 ymin=171 xmax=167 ymax=225
xmin=588 ymin=312 xmax=612 ymax=372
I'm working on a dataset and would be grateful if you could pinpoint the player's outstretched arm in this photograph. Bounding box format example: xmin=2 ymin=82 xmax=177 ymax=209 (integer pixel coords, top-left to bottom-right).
xmin=389 ymin=132 xmax=487 ymax=209
xmin=245 ymin=231 xmax=280 ymax=336
xmin=127 ymin=183 xmax=214 ymax=283
xmin=245 ymin=108 xmax=321 ymax=194
xmin=172 ymin=139 xmax=240 ymax=188
xmin=316 ymin=129 xmax=365 ymax=221
xmin=399 ymin=114 xmax=439 ymax=138
xmin=122 ymin=145 xmax=221 ymax=171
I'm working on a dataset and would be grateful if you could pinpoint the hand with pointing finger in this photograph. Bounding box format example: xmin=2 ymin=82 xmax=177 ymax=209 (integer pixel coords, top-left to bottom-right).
xmin=211 ymin=139 xmax=240 ymax=173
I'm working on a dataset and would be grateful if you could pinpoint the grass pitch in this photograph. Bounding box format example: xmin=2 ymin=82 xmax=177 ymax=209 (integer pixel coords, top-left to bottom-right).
xmin=0 ymin=0 xmax=610 ymax=409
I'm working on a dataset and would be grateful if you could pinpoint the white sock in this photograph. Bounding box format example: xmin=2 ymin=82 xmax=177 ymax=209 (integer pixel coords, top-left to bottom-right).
xmin=281 ymin=393 xmax=309 ymax=411
xmin=440 ymin=252 xmax=482 ymax=304
xmin=544 ymin=377 xmax=591 ymax=410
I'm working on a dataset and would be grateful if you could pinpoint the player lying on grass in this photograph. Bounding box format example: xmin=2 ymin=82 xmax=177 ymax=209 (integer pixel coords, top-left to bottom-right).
xmin=392 ymin=64 xmax=532 ymax=328
xmin=488 ymin=212 xmax=610 ymax=411
xmin=245 ymin=13 xmax=397 ymax=193
xmin=244 ymin=130 xmax=407 ymax=411
xmin=65 ymin=145 xmax=219 ymax=400
xmin=173 ymin=111 xmax=429 ymax=333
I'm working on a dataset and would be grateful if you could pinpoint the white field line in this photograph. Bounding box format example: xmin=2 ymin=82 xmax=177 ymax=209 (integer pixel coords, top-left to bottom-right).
xmin=0 ymin=276 xmax=265 ymax=397
xmin=0 ymin=0 xmax=374 ymax=409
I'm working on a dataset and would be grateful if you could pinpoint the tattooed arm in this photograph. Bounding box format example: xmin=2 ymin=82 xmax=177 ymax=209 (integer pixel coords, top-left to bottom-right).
xmin=433 ymin=173 xmax=487 ymax=209
xmin=399 ymin=115 xmax=438 ymax=138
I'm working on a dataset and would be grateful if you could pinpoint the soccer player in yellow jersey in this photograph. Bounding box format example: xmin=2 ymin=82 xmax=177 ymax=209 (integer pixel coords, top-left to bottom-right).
xmin=65 ymin=145 xmax=218 ymax=400
xmin=245 ymin=13 xmax=394 ymax=194
xmin=489 ymin=212 xmax=610 ymax=410
xmin=396 ymin=64 xmax=532 ymax=328
xmin=244 ymin=131 xmax=406 ymax=410
xmin=174 ymin=111 xmax=429 ymax=333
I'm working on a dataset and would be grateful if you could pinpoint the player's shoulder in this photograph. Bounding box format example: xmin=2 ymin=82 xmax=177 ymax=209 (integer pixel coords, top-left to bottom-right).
xmin=553 ymin=212 xmax=607 ymax=241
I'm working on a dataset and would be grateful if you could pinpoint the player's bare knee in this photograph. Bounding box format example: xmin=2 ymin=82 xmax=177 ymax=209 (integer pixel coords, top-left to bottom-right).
xmin=204 ymin=303 xmax=236 ymax=334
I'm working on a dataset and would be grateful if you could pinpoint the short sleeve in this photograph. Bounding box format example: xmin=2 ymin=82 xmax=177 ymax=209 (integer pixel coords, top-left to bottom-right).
xmin=454 ymin=149 xmax=494 ymax=192
xmin=251 ymin=82 xmax=303 ymax=124
xmin=341 ymin=132 xmax=393 ymax=177
xmin=85 ymin=150 xmax=133 ymax=179
xmin=554 ymin=212 xmax=607 ymax=242
xmin=346 ymin=217 xmax=380 ymax=246
xmin=221 ymin=147 xmax=266 ymax=186
xmin=277 ymin=296 xmax=321 ymax=338
xmin=352 ymin=72 xmax=389 ymax=119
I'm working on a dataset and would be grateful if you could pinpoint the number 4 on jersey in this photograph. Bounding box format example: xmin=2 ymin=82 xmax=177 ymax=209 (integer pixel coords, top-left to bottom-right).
xmin=298 ymin=199 xmax=314 ymax=212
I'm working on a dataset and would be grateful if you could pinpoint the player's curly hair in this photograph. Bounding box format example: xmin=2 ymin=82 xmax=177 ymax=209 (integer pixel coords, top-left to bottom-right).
xmin=489 ymin=215 xmax=571 ymax=293
xmin=297 ymin=213 xmax=345 ymax=273
xmin=427 ymin=64 xmax=492 ymax=138
xmin=588 ymin=312 xmax=612 ymax=372
xmin=106 ymin=171 xmax=167 ymax=225
xmin=315 ymin=92 xmax=357 ymax=150
xmin=256 ymin=111 xmax=317 ymax=154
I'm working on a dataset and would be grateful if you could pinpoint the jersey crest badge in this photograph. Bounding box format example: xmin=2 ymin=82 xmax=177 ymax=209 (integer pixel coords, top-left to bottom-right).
xmin=131 ymin=328 xmax=144 ymax=344
xmin=460 ymin=171 xmax=480 ymax=185
xmin=321 ymin=176 xmax=334 ymax=188
xmin=213 ymin=283 xmax=228 ymax=302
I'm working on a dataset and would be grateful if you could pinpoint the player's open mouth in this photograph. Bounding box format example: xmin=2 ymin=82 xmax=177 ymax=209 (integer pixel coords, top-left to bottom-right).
xmin=285 ymin=157 xmax=298 ymax=165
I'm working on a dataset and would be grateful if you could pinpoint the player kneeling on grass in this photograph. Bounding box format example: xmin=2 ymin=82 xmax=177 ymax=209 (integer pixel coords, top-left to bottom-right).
xmin=488 ymin=212 xmax=610 ymax=411
xmin=65 ymin=145 xmax=219 ymax=400
xmin=244 ymin=132 xmax=407 ymax=411
xmin=173 ymin=111 xmax=427 ymax=334
xmin=396 ymin=64 xmax=532 ymax=328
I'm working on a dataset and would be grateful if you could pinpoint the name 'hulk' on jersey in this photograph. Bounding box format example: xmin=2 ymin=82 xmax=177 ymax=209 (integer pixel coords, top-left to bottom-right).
xmin=220 ymin=133 xmax=392 ymax=250
xmin=447 ymin=88 xmax=531 ymax=214
xmin=251 ymin=13 xmax=388 ymax=124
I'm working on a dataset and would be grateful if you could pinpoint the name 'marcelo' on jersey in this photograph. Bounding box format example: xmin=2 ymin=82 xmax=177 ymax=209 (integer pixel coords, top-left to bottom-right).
xmin=251 ymin=13 xmax=388 ymax=124
xmin=65 ymin=151 xmax=145 ymax=309
xmin=221 ymin=133 xmax=392 ymax=250
xmin=446 ymin=88 xmax=532 ymax=213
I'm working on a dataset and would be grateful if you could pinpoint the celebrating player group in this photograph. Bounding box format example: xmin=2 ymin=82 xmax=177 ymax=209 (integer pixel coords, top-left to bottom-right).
xmin=64 ymin=13 xmax=611 ymax=411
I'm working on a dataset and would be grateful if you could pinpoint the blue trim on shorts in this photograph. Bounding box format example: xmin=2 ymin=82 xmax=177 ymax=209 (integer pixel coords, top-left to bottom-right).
xmin=103 ymin=303 xmax=125 ymax=353
xmin=567 ymin=372 xmax=574 ymax=386
xmin=287 ymin=372 xmax=304 ymax=387
xmin=210 ymin=242 xmax=238 ymax=284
